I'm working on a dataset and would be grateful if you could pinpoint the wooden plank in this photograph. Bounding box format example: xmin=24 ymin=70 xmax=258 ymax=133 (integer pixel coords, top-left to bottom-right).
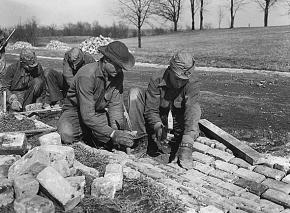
xmin=198 ymin=119 xmax=263 ymax=165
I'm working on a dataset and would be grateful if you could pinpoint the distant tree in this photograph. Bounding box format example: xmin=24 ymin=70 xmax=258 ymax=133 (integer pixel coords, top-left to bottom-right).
xmin=217 ymin=6 xmax=225 ymax=29
xmin=198 ymin=0 xmax=210 ymax=30
xmin=116 ymin=0 xmax=154 ymax=48
xmin=153 ymin=0 xmax=183 ymax=32
xmin=14 ymin=17 xmax=38 ymax=46
xmin=253 ymin=0 xmax=279 ymax=27
xmin=229 ymin=0 xmax=248 ymax=28
xmin=189 ymin=0 xmax=200 ymax=30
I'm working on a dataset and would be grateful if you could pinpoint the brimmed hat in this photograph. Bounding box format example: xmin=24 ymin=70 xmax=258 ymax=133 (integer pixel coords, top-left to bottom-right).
xmin=98 ymin=41 xmax=135 ymax=70
xmin=170 ymin=51 xmax=195 ymax=80
xmin=68 ymin=47 xmax=84 ymax=67
xmin=20 ymin=48 xmax=38 ymax=68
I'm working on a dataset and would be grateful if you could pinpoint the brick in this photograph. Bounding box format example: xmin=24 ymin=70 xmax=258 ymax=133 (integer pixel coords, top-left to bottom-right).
xmin=0 ymin=132 xmax=27 ymax=155
xmin=206 ymin=148 xmax=235 ymax=162
xmin=91 ymin=177 xmax=116 ymax=199
xmin=203 ymin=184 xmax=235 ymax=198
xmin=39 ymin=132 xmax=61 ymax=146
xmin=37 ymin=166 xmax=81 ymax=211
xmin=200 ymin=205 xmax=224 ymax=213
xmin=0 ymin=155 xmax=20 ymax=178
xmin=217 ymin=182 xmax=244 ymax=195
xmin=214 ymin=160 xmax=238 ymax=173
xmin=14 ymin=195 xmax=55 ymax=213
xmin=199 ymin=119 xmax=263 ymax=164
xmin=262 ymin=178 xmax=290 ymax=194
xmin=202 ymin=175 xmax=224 ymax=186
xmin=259 ymin=199 xmax=284 ymax=213
xmin=234 ymin=168 xmax=266 ymax=183
xmin=239 ymin=192 xmax=260 ymax=201
xmin=0 ymin=178 xmax=13 ymax=207
xmin=193 ymin=161 xmax=215 ymax=175
xmin=66 ymin=176 xmax=85 ymax=199
xmin=262 ymin=189 xmax=290 ymax=208
xmin=212 ymin=140 xmax=227 ymax=151
xmin=192 ymin=142 xmax=211 ymax=153
xmin=234 ymin=178 xmax=268 ymax=196
xmin=209 ymin=169 xmax=238 ymax=182
xmin=253 ymin=165 xmax=286 ymax=181
xmin=228 ymin=196 xmax=262 ymax=211
xmin=229 ymin=158 xmax=252 ymax=169
xmin=73 ymin=160 xmax=99 ymax=178
xmin=182 ymin=169 xmax=207 ymax=182
xmin=192 ymin=152 xmax=215 ymax=164
xmin=25 ymin=103 xmax=43 ymax=111
xmin=196 ymin=136 xmax=211 ymax=145
xmin=104 ymin=163 xmax=123 ymax=191
xmin=282 ymin=175 xmax=290 ymax=184
xmin=256 ymin=155 xmax=290 ymax=173
xmin=14 ymin=174 xmax=39 ymax=200
xmin=123 ymin=167 xmax=141 ymax=179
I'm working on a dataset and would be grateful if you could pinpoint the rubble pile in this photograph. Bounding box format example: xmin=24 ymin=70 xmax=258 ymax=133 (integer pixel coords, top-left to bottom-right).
xmin=45 ymin=40 xmax=70 ymax=51
xmin=0 ymin=114 xmax=36 ymax=132
xmin=7 ymin=41 xmax=34 ymax=50
xmin=79 ymin=35 xmax=113 ymax=55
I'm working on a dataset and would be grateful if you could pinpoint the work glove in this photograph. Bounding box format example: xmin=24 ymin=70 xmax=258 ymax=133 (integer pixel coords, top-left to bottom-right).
xmin=111 ymin=130 xmax=134 ymax=147
xmin=154 ymin=122 xmax=167 ymax=142
xmin=178 ymin=135 xmax=195 ymax=170
xmin=11 ymin=100 xmax=22 ymax=111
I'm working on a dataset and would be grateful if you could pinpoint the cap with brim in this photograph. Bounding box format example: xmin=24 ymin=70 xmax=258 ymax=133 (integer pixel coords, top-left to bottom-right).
xmin=68 ymin=47 xmax=84 ymax=67
xmin=170 ymin=51 xmax=195 ymax=80
xmin=98 ymin=41 xmax=135 ymax=70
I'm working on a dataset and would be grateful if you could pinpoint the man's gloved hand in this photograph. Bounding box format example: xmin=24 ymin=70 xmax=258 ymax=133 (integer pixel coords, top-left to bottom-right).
xmin=178 ymin=135 xmax=195 ymax=170
xmin=11 ymin=100 xmax=22 ymax=111
xmin=111 ymin=130 xmax=134 ymax=147
xmin=154 ymin=122 xmax=166 ymax=141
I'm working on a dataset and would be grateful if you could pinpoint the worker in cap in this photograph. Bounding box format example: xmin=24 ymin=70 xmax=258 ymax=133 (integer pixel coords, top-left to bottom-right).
xmin=0 ymin=30 xmax=8 ymax=74
xmin=58 ymin=41 xmax=136 ymax=151
xmin=44 ymin=47 xmax=95 ymax=107
xmin=127 ymin=51 xmax=201 ymax=169
xmin=1 ymin=48 xmax=45 ymax=111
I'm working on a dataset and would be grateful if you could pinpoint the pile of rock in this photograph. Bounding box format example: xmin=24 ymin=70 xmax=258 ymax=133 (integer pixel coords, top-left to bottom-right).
xmin=79 ymin=35 xmax=113 ymax=55
xmin=0 ymin=132 xmax=130 ymax=212
xmin=45 ymin=40 xmax=70 ymax=51
xmin=7 ymin=41 xmax=34 ymax=50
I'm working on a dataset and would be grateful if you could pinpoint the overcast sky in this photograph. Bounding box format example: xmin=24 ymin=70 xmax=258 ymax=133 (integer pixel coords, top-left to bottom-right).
xmin=0 ymin=0 xmax=289 ymax=29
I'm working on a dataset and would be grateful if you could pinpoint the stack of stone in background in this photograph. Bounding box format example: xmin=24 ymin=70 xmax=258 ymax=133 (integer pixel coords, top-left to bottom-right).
xmin=7 ymin=41 xmax=34 ymax=50
xmin=45 ymin=40 xmax=70 ymax=51
xmin=79 ymin=35 xmax=113 ymax=55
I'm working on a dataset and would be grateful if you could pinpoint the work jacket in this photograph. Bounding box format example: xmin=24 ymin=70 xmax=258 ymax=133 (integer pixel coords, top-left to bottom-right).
xmin=64 ymin=62 xmax=124 ymax=141
xmin=144 ymin=68 xmax=201 ymax=140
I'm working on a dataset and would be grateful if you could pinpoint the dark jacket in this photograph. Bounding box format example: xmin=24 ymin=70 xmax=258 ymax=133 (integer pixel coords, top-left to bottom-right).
xmin=64 ymin=61 xmax=124 ymax=141
xmin=144 ymin=68 xmax=201 ymax=140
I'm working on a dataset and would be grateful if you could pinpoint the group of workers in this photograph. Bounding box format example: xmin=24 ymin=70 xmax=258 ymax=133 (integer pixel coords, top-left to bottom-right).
xmin=0 ymin=30 xmax=201 ymax=170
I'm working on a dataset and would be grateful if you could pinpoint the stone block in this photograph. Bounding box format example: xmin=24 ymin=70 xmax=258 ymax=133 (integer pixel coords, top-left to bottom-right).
xmin=229 ymin=158 xmax=251 ymax=169
xmin=261 ymin=189 xmax=290 ymax=208
xmin=196 ymin=136 xmax=211 ymax=145
xmin=192 ymin=152 xmax=215 ymax=164
xmin=91 ymin=177 xmax=116 ymax=199
xmin=192 ymin=142 xmax=211 ymax=153
xmin=239 ymin=191 xmax=260 ymax=202
xmin=209 ymin=169 xmax=238 ymax=182
xmin=203 ymin=184 xmax=235 ymax=197
xmin=228 ymin=196 xmax=262 ymax=211
xmin=50 ymin=159 xmax=71 ymax=177
xmin=14 ymin=195 xmax=55 ymax=213
xmin=234 ymin=168 xmax=266 ymax=183
xmin=39 ymin=132 xmax=61 ymax=146
xmin=0 ymin=178 xmax=13 ymax=207
xmin=282 ymin=175 xmax=290 ymax=184
xmin=66 ymin=176 xmax=85 ymax=199
xmin=182 ymin=169 xmax=207 ymax=182
xmin=25 ymin=103 xmax=43 ymax=111
xmin=0 ymin=155 xmax=20 ymax=178
xmin=199 ymin=119 xmax=263 ymax=164
xmin=202 ymin=175 xmax=224 ymax=186
xmin=13 ymin=174 xmax=39 ymax=200
xmin=213 ymin=160 xmax=238 ymax=174
xmin=104 ymin=163 xmax=123 ymax=191
xmin=253 ymin=165 xmax=286 ymax=181
xmin=217 ymin=182 xmax=244 ymax=195
xmin=256 ymin=154 xmax=290 ymax=173
xmin=73 ymin=160 xmax=99 ymax=179
xmin=200 ymin=205 xmax=224 ymax=213
xmin=206 ymin=148 xmax=235 ymax=162
xmin=37 ymin=166 xmax=81 ymax=211
xmin=0 ymin=132 xmax=27 ymax=155
xmin=281 ymin=209 xmax=290 ymax=213
xmin=262 ymin=178 xmax=290 ymax=194
xmin=213 ymin=141 xmax=227 ymax=151
xmin=258 ymin=199 xmax=284 ymax=213
xmin=193 ymin=161 xmax=215 ymax=175
xmin=234 ymin=177 xmax=268 ymax=196
xmin=123 ymin=167 xmax=141 ymax=179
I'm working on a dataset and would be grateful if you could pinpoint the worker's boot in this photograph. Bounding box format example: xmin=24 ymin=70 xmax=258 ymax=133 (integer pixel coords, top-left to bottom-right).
xmin=178 ymin=143 xmax=195 ymax=170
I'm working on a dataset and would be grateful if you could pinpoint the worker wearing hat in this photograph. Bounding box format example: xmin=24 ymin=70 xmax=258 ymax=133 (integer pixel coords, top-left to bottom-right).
xmin=0 ymin=30 xmax=7 ymax=74
xmin=1 ymin=48 xmax=45 ymax=111
xmin=127 ymin=51 xmax=201 ymax=169
xmin=58 ymin=41 xmax=136 ymax=149
xmin=44 ymin=47 xmax=95 ymax=107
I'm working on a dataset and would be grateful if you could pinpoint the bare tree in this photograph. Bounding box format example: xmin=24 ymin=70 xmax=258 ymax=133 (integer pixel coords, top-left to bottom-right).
xmin=253 ymin=0 xmax=279 ymax=27
xmin=229 ymin=0 xmax=248 ymax=28
xmin=199 ymin=0 xmax=210 ymax=30
xmin=117 ymin=0 xmax=154 ymax=48
xmin=217 ymin=6 xmax=225 ymax=29
xmin=153 ymin=0 xmax=183 ymax=31
xmin=189 ymin=0 xmax=200 ymax=30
